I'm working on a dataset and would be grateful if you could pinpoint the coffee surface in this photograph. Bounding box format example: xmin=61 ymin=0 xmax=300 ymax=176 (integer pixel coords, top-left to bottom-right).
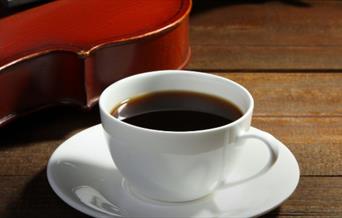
xmin=111 ymin=91 xmax=243 ymax=131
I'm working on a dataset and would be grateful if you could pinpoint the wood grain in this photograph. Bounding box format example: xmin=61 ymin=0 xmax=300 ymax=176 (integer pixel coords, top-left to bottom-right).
xmin=0 ymin=175 xmax=341 ymax=217
xmin=277 ymin=177 xmax=342 ymax=216
xmin=0 ymin=173 xmax=86 ymax=218
xmin=191 ymin=1 xmax=342 ymax=46
xmin=189 ymin=46 xmax=342 ymax=71
xmin=217 ymin=73 xmax=342 ymax=116
xmin=189 ymin=0 xmax=342 ymax=70
xmin=0 ymin=115 xmax=340 ymax=176
xmin=253 ymin=117 xmax=342 ymax=176
xmin=0 ymin=106 xmax=99 ymax=177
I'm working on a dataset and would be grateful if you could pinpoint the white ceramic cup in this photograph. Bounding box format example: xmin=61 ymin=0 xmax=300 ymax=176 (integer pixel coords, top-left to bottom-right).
xmin=99 ymin=70 xmax=279 ymax=202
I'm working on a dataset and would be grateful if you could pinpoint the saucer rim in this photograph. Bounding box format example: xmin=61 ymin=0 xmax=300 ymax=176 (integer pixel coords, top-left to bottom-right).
xmin=47 ymin=127 xmax=112 ymax=218
xmin=47 ymin=124 xmax=300 ymax=218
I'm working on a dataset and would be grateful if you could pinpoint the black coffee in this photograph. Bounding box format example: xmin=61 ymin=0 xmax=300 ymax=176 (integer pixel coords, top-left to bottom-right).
xmin=111 ymin=91 xmax=243 ymax=131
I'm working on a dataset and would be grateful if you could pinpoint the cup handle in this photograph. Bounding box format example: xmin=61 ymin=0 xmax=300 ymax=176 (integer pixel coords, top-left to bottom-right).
xmin=220 ymin=128 xmax=280 ymax=188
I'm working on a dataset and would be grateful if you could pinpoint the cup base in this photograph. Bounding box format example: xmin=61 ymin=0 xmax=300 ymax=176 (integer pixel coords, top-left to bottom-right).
xmin=121 ymin=179 xmax=214 ymax=205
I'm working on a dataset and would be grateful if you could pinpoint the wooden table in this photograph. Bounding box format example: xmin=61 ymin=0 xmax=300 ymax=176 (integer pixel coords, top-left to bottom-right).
xmin=1 ymin=0 xmax=341 ymax=217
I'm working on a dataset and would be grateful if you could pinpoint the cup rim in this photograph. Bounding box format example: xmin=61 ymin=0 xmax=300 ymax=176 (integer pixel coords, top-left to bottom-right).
xmin=99 ymin=70 xmax=254 ymax=135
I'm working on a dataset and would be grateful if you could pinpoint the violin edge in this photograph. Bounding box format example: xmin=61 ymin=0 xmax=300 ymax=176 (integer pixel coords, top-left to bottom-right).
xmin=0 ymin=46 xmax=191 ymax=127
xmin=0 ymin=0 xmax=192 ymax=70
xmin=0 ymin=0 xmax=192 ymax=127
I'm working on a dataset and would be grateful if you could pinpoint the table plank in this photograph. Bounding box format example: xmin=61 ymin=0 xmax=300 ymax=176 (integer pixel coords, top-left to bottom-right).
xmin=0 ymin=106 xmax=99 ymax=176
xmin=191 ymin=0 xmax=342 ymax=46
xmin=217 ymin=73 xmax=342 ymax=116
xmin=189 ymin=46 xmax=342 ymax=71
xmin=189 ymin=0 xmax=342 ymax=70
xmin=0 ymin=174 xmax=86 ymax=218
xmin=0 ymin=115 xmax=340 ymax=176
xmin=276 ymin=177 xmax=342 ymax=216
xmin=0 ymin=175 xmax=341 ymax=217
xmin=254 ymin=117 xmax=342 ymax=176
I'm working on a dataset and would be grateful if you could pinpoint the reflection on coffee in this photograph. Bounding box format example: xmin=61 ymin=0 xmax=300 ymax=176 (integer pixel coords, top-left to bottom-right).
xmin=111 ymin=91 xmax=243 ymax=131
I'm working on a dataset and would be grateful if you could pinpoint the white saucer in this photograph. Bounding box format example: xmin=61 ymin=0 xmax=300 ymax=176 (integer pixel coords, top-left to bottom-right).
xmin=47 ymin=124 xmax=300 ymax=218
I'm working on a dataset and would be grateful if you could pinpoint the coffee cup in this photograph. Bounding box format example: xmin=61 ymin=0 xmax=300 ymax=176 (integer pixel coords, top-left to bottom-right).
xmin=99 ymin=70 xmax=279 ymax=202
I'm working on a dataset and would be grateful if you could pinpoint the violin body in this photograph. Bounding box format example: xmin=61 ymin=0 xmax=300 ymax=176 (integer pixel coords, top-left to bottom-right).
xmin=0 ymin=0 xmax=191 ymax=125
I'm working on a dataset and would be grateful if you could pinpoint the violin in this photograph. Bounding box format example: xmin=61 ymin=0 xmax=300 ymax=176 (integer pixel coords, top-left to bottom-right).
xmin=0 ymin=0 xmax=191 ymax=126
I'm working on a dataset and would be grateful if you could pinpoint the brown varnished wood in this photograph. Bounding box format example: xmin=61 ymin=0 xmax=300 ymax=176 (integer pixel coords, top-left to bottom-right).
xmin=0 ymin=0 xmax=191 ymax=126
xmin=253 ymin=117 xmax=342 ymax=176
xmin=278 ymin=177 xmax=342 ymax=216
xmin=191 ymin=1 xmax=342 ymax=46
xmin=189 ymin=0 xmax=342 ymax=70
xmin=217 ymin=73 xmax=342 ymax=116
xmin=189 ymin=45 xmax=342 ymax=71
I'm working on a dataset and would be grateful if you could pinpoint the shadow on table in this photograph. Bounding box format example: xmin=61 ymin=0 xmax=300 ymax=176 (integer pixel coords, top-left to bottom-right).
xmin=192 ymin=0 xmax=311 ymax=16
xmin=5 ymin=169 xmax=89 ymax=218
xmin=0 ymin=105 xmax=100 ymax=149
xmin=259 ymin=207 xmax=281 ymax=218
xmin=4 ymin=168 xmax=282 ymax=218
